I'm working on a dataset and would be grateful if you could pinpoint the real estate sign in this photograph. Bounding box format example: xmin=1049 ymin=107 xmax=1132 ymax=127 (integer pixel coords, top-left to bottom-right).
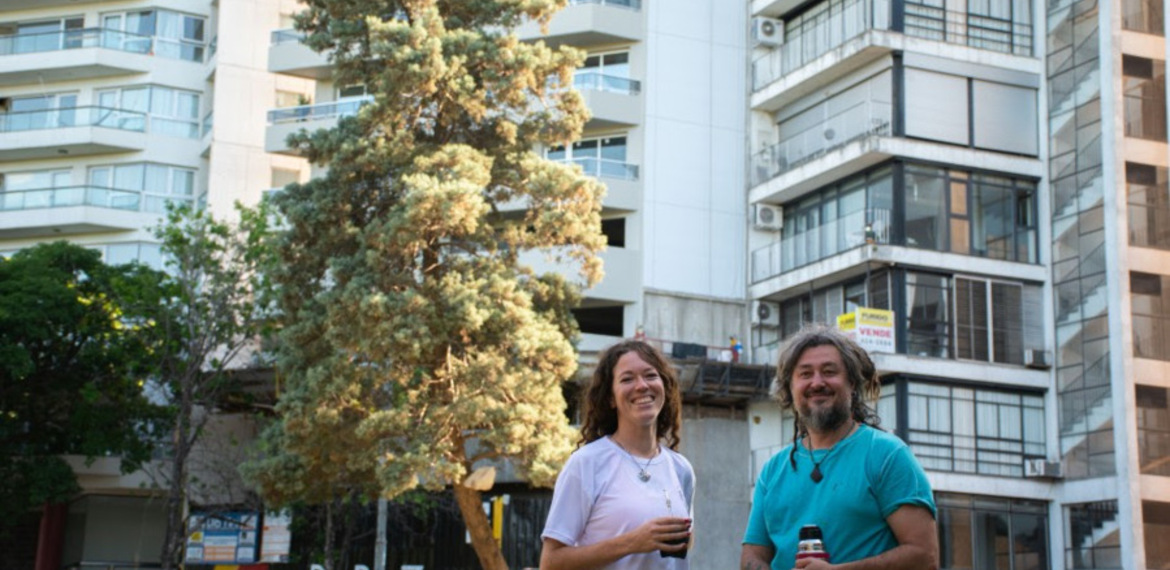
xmin=185 ymin=511 xmax=260 ymax=564
xmin=837 ymin=308 xmax=895 ymax=353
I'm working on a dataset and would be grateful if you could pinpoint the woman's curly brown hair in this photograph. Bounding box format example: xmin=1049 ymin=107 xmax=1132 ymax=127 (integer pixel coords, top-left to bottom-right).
xmin=577 ymin=340 xmax=683 ymax=451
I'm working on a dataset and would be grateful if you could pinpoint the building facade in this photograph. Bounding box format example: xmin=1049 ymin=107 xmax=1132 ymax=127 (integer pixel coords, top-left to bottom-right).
xmin=744 ymin=0 xmax=1169 ymax=567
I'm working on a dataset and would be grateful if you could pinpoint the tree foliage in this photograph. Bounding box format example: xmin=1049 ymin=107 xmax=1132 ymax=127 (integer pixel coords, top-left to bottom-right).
xmin=244 ymin=1 xmax=605 ymax=568
xmin=0 ymin=242 xmax=167 ymax=531
xmin=143 ymin=203 xmax=279 ymax=570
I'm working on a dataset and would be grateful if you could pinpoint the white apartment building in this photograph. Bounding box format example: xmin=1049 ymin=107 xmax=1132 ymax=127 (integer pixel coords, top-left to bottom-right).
xmin=0 ymin=0 xmax=304 ymax=567
xmin=744 ymin=0 xmax=1169 ymax=567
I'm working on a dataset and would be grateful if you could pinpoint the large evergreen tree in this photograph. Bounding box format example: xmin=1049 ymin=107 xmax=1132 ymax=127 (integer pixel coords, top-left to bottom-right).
xmin=247 ymin=1 xmax=605 ymax=567
xmin=0 ymin=242 xmax=167 ymax=532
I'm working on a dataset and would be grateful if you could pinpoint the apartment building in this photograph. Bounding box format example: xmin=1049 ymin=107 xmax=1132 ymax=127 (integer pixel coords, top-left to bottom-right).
xmin=0 ymin=0 xmax=305 ymax=567
xmin=744 ymin=0 xmax=1169 ymax=567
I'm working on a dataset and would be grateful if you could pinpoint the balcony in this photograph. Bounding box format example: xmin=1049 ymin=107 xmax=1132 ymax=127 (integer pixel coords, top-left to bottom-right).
xmin=519 ymin=244 xmax=641 ymax=303
xmin=750 ymin=0 xmax=1033 ymax=111
xmin=751 ymin=207 xmax=889 ymax=284
xmin=265 ymin=97 xmax=371 ymax=155
xmin=0 ymin=29 xmax=159 ymax=86
xmin=573 ymin=72 xmax=642 ymax=127
xmin=752 ymin=100 xmax=891 ymax=187
xmin=557 ymin=157 xmax=639 ymax=182
xmin=515 ymin=0 xmax=644 ymax=47
xmin=0 ymin=107 xmax=148 ymax=160
xmin=268 ymin=28 xmax=332 ymax=79
xmin=0 ymin=186 xmax=160 ymax=239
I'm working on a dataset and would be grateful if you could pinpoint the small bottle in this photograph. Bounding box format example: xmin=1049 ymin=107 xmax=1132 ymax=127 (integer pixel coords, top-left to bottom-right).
xmin=796 ymin=524 xmax=830 ymax=562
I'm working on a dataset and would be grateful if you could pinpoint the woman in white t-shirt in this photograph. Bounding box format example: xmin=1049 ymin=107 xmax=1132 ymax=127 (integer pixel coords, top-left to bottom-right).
xmin=539 ymin=340 xmax=695 ymax=570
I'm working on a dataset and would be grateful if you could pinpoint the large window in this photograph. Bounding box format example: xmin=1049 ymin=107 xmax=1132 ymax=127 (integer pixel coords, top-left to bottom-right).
xmin=904 ymin=165 xmax=1038 ymax=262
xmin=1123 ymin=55 xmax=1167 ymax=141
xmin=780 ymin=167 xmax=892 ymax=271
xmin=1136 ymin=385 xmax=1170 ymax=476
xmin=96 ymin=85 xmax=200 ymax=138
xmin=1 ymin=93 xmax=78 ymax=131
xmin=1126 ymin=162 xmax=1170 ymax=250
xmin=1131 ymin=271 xmax=1170 ymax=360
xmin=907 ymin=271 xmax=1040 ymax=363
xmin=575 ymin=51 xmax=638 ymax=94
xmin=1122 ymin=0 xmax=1164 ymax=35
xmin=572 ymin=305 xmax=623 ymax=337
xmin=547 ymin=136 xmax=636 ymax=180
xmin=937 ymin=492 xmax=1048 ymax=570
xmin=778 ymin=273 xmax=890 ymax=337
xmin=88 ymin=163 xmax=195 ymax=214
xmin=0 ymin=168 xmax=71 ymax=211
xmin=903 ymin=382 xmax=1045 ymax=476
xmin=1065 ymin=501 xmax=1120 ymax=569
xmin=101 ymin=9 xmax=206 ymax=62
xmin=1145 ymin=501 xmax=1170 ymax=568
xmin=0 ymin=17 xmax=83 ymax=54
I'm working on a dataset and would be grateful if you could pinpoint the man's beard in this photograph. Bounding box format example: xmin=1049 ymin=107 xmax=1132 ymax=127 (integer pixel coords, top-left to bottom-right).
xmin=801 ymin=395 xmax=851 ymax=433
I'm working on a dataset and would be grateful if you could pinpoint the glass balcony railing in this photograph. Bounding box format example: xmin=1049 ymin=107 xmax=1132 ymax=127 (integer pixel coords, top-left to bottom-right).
xmin=0 ymin=28 xmax=203 ymax=62
xmin=558 ymin=157 xmax=639 ymax=181
xmin=270 ymin=28 xmax=306 ymax=45
xmin=0 ymin=186 xmax=144 ymax=212
xmin=569 ymin=0 xmax=642 ymax=9
xmin=573 ymin=71 xmax=641 ymax=95
xmin=751 ymin=100 xmax=892 ymax=186
xmin=267 ymin=97 xmax=373 ymax=125
xmin=201 ymin=111 xmax=213 ymax=138
xmin=0 ymin=106 xmax=148 ymax=133
xmin=751 ymin=0 xmax=1032 ymax=91
xmin=751 ymin=207 xmax=890 ymax=283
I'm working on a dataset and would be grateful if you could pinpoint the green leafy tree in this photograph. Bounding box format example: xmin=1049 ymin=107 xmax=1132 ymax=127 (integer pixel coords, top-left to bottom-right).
xmin=0 ymin=242 xmax=168 ymax=533
xmin=245 ymin=1 xmax=605 ymax=568
xmin=144 ymin=204 xmax=279 ymax=570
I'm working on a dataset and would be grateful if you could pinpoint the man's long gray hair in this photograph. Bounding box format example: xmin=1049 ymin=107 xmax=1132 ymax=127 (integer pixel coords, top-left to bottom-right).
xmin=771 ymin=324 xmax=882 ymax=467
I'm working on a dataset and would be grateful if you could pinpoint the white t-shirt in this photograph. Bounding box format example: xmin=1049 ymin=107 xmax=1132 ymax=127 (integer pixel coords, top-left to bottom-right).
xmin=541 ymin=437 xmax=696 ymax=570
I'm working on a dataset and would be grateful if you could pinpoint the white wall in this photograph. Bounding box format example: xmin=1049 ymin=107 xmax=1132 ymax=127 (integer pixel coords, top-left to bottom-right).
xmin=643 ymin=0 xmax=747 ymax=300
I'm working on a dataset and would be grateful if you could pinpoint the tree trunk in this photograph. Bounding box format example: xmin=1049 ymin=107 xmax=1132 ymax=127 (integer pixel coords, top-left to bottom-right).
xmin=160 ymin=384 xmax=193 ymax=570
xmin=452 ymin=484 xmax=508 ymax=570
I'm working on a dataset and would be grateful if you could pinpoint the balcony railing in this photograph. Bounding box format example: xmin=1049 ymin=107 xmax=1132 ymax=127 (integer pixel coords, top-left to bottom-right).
xmin=752 ymin=100 xmax=891 ymax=186
xmin=752 ymin=0 xmax=887 ymax=90
xmin=270 ymin=28 xmax=306 ymax=45
xmin=558 ymin=157 xmax=639 ymax=181
xmin=573 ymin=71 xmax=641 ymax=95
xmin=201 ymin=111 xmax=213 ymax=138
xmin=267 ymin=97 xmax=373 ymax=125
xmin=0 ymin=28 xmax=204 ymax=62
xmin=569 ymin=0 xmax=642 ymax=9
xmin=751 ymin=0 xmax=1031 ymax=91
xmin=751 ymin=207 xmax=890 ymax=283
xmin=0 ymin=106 xmax=148 ymax=133
xmin=0 ymin=186 xmax=145 ymax=212
xmin=0 ymin=28 xmax=152 ymax=56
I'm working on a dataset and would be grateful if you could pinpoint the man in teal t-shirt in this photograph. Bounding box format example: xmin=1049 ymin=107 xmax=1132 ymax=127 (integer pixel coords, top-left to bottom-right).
xmin=741 ymin=325 xmax=938 ymax=570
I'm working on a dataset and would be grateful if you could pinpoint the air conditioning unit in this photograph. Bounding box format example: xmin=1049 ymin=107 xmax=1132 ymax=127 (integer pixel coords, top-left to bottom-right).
xmin=751 ymin=17 xmax=784 ymax=47
xmin=753 ymin=204 xmax=783 ymax=231
xmin=1024 ymin=458 xmax=1063 ymax=479
xmin=1024 ymin=348 xmax=1052 ymax=369
xmin=752 ymin=300 xmax=780 ymax=327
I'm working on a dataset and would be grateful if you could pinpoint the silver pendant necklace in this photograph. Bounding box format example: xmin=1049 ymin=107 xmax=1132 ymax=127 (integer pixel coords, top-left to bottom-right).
xmin=610 ymin=436 xmax=657 ymax=482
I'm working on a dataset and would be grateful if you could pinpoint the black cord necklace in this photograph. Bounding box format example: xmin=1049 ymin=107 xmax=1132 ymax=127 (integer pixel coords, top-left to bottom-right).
xmin=804 ymin=422 xmax=858 ymax=483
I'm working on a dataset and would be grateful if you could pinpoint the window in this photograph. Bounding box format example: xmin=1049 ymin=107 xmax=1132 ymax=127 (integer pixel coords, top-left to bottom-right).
xmin=1145 ymin=501 xmax=1170 ymax=568
xmin=96 ymin=86 xmax=200 ymax=138
xmin=576 ymin=51 xmax=636 ymax=94
xmin=1127 ymin=163 xmax=1170 ymax=249
xmin=572 ymin=306 xmax=623 ymax=336
xmin=2 ymin=17 xmax=84 ymax=54
xmin=904 ymin=382 xmax=1044 ymax=476
xmin=2 ymin=94 xmax=78 ymax=131
xmin=1065 ymin=501 xmax=1120 ymax=569
xmin=778 ymin=272 xmax=891 ymax=337
xmin=547 ymin=136 xmax=635 ymax=180
xmin=1131 ymin=271 xmax=1170 ymax=360
xmin=88 ymin=163 xmax=195 ymax=213
xmin=101 ymin=9 xmax=205 ymax=62
xmin=601 ymin=217 xmax=626 ymax=248
xmin=937 ymin=492 xmax=1048 ymax=570
xmin=955 ymin=277 xmax=1025 ymax=365
xmin=1123 ymin=55 xmax=1167 ymax=141
xmin=1122 ymin=0 xmax=1164 ymax=35
xmin=778 ymin=167 xmax=892 ymax=271
xmin=0 ymin=169 xmax=72 ymax=210
xmin=904 ymin=165 xmax=1038 ymax=262
xmin=337 ymin=84 xmax=369 ymax=99
xmin=1136 ymin=385 xmax=1170 ymax=476
xmin=907 ymin=273 xmax=952 ymax=358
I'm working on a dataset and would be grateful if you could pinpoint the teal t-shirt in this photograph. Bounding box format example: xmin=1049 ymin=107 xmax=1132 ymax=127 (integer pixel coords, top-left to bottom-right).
xmin=743 ymin=424 xmax=936 ymax=568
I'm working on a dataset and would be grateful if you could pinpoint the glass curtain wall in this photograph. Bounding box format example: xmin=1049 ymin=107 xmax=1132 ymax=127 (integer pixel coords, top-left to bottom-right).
xmin=1048 ymin=0 xmax=1112 ymax=481
xmin=937 ymin=492 xmax=1048 ymax=570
